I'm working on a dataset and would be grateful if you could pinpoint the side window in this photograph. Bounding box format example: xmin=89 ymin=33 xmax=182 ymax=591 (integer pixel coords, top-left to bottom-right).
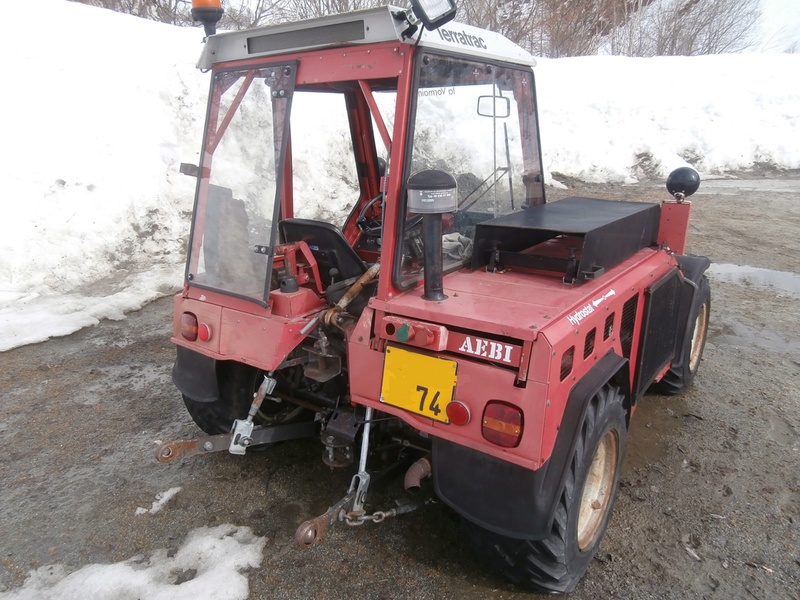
xmin=290 ymin=91 xmax=359 ymax=226
xmin=187 ymin=65 xmax=294 ymax=302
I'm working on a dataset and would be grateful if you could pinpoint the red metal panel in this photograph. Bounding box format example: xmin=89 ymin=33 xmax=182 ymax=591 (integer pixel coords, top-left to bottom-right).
xmin=268 ymin=287 xmax=324 ymax=317
xmin=533 ymin=252 xmax=678 ymax=462
xmin=218 ymin=307 xmax=309 ymax=370
xmin=183 ymin=286 xmax=273 ymax=315
xmin=362 ymin=249 xmax=683 ymax=468
xmin=371 ymin=250 xmax=653 ymax=341
xmin=379 ymin=315 xmax=449 ymax=350
xmin=349 ymin=342 xmax=545 ymax=471
xmin=658 ymin=201 xmax=692 ymax=254
xmin=172 ymin=295 xmax=312 ymax=371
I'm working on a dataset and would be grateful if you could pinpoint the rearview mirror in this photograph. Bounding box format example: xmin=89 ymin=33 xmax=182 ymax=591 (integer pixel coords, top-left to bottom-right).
xmin=477 ymin=95 xmax=510 ymax=119
xmin=180 ymin=163 xmax=200 ymax=177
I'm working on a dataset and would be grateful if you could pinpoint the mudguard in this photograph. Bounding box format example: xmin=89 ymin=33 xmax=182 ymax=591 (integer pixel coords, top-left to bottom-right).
xmin=172 ymin=346 xmax=219 ymax=403
xmin=671 ymin=254 xmax=711 ymax=367
xmin=432 ymin=351 xmax=630 ymax=540
xmin=676 ymin=254 xmax=711 ymax=285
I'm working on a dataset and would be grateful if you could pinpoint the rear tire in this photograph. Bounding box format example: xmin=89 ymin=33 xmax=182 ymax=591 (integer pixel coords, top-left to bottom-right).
xmin=654 ymin=275 xmax=710 ymax=395
xmin=462 ymin=384 xmax=627 ymax=593
xmin=182 ymin=361 xmax=305 ymax=435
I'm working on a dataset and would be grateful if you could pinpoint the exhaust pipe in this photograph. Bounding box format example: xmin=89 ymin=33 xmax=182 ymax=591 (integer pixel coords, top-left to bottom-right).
xmin=406 ymin=170 xmax=457 ymax=302
xmin=404 ymin=456 xmax=432 ymax=493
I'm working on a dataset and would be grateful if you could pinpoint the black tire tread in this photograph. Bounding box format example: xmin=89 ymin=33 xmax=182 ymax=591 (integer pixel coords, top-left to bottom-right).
xmin=182 ymin=361 xmax=308 ymax=436
xmin=462 ymin=384 xmax=626 ymax=593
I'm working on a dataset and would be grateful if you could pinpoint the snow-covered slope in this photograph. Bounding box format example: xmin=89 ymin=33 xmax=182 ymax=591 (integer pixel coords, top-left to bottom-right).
xmin=1 ymin=0 xmax=798 ymax=352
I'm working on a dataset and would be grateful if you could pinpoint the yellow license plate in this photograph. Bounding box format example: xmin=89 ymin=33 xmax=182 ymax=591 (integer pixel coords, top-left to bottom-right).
xmin=380 ymin=346 xmax=457 ymax=423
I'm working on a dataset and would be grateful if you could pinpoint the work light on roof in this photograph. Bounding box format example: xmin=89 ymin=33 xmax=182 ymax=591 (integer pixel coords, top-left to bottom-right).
xmin=191 ymin=0 xmax=223 ymax=37
xmin=410 ymin=0 xmax=457 ymax=31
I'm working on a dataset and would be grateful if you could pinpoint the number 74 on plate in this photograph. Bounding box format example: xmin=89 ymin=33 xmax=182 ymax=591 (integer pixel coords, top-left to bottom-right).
xmin=380 ymin=346 xmax=458 ymax=423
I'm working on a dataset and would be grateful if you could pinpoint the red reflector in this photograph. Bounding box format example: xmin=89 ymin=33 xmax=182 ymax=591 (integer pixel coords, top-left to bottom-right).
xmin=198 ymin=323 xmax=212 ymax=342
xmin=482 ymin=401 xmax=523 ymax=448
xmin=180 ymin=312 xmax=198 ymax=341
xmin=445 ymin=401 xmax=470 ymax=426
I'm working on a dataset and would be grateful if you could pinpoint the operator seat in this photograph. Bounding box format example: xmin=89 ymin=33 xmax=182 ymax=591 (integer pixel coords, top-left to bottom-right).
xmin=279 ymin=218 xmax=367 ymax=290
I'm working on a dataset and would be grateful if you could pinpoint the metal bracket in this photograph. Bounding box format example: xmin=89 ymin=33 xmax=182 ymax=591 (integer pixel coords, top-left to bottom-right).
xmin=228 ymin=419 xmax=255 ymax=455
xmin=303 ymin=344 xmax=342 ymax=382
xmin=229 ymin=374 xmax=277 ymax=455
xmin=321 ymin=409 xmax=361 ymax=468
xmin=348 ymin=471 xmax=371 ymax=516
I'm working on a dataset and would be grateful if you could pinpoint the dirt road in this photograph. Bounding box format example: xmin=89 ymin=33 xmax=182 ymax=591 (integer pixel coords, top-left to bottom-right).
xmin=1 ymin=175 xmax=798 ymax=599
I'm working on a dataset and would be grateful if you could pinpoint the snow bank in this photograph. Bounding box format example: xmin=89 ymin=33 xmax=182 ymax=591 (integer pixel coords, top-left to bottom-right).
xmin=0 ymin=1 xmax=207 ymax=351
xmin=1 ymin=0 xmax=799 ymax=352
xmin=536 ymin=53 xmax=800 ymax=183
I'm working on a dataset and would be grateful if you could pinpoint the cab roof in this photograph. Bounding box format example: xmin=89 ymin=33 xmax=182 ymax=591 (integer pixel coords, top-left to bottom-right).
xmin=197 ymin=5 xmax=535 ymax=70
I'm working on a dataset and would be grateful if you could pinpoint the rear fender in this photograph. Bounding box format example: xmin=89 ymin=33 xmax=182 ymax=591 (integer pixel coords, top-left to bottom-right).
xmin=432 ymin=351 xmax=629 ymax=539
xmin=172 ymin=346 xmax=219 ymax=403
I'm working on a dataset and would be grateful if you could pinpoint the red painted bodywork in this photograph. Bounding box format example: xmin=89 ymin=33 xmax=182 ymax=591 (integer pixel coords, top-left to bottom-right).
xmin=351 ymin=247 xmax=678 ymax=470
xmin=658 ymin=201 xmax=692 ymax=254
xmin=174 ymin=36 xmax=691 ymax=475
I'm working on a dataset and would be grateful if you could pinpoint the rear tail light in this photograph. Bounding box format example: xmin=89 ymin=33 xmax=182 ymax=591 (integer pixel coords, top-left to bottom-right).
xmin=180 ymin=312 xmax=199 ymax=341
xmin=482 ymin=401 xmax=523 ymax=448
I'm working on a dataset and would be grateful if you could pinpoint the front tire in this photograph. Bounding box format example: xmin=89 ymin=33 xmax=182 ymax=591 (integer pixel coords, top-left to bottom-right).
xmin=462 ymin=383 xmax=628 ymax=593
xmin=182 ymin=361 xmax=304 ymax=435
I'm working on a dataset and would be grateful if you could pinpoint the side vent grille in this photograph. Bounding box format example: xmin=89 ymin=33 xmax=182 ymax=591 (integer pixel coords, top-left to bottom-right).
xmin=604 ymin=314 xmax=614 ymax=340
xmin=560 ymin=347 xmax=575 ymax=381
xmin=584 ymin=328 xmax=596 ymax=359
xmin=620 ymin=295 xmax=639 ymax=359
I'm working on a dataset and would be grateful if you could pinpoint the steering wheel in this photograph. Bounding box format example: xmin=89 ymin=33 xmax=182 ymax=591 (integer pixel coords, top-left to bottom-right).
xmin=356 ymin=193 xmax=384 ymax=237
xmin=356 ymin=193 xmax=425 ymax=238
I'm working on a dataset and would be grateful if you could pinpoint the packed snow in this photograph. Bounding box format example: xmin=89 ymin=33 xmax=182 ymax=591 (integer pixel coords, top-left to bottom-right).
xmin=0 ymin=524 xmax=265 ymax=600
xmin=135 ymin=487 xmax=184 ymax=515
xmin=0 ymin=0 xmax=798 ymax=597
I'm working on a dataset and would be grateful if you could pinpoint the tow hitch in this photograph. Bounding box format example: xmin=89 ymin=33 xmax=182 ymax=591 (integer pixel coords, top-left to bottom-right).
xmin=294 ymin=488 xmax=433 ymax=547
xmin=294 ymin=406 xmax=434 ymax=546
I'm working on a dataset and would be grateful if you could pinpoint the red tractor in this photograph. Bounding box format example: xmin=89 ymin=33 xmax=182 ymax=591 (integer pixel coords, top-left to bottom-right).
xmin=160 ymin=1 xmax=710 ymax=592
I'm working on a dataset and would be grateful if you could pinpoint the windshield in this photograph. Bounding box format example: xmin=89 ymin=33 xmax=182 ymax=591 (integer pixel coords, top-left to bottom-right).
xmin=186 ymin=64 xmax=295 ymax=303
xmin=397 ymin=53 xmax=544 ymax=288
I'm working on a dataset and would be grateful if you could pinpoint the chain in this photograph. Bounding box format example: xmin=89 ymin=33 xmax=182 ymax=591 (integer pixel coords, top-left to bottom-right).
xmin=341 ymin=509 xmax=395 ymax=526
xmin=340 ymin=495 xmax=435 ymax=527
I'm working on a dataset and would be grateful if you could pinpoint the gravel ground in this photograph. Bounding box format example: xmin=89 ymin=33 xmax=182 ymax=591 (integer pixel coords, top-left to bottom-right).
xmin=1 ymin=175 xmax=798 ymax=599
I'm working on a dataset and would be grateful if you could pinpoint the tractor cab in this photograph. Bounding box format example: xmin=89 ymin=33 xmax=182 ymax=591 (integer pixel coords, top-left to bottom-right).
xmin=179 ymin=4 xmax=544 ymax=325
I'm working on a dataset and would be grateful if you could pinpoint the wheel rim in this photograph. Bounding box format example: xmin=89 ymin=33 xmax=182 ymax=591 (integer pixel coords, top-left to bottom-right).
xmin=688 ymin=301 xmax=709 ymax=374
xmin=577 ymin=429 xmax=619 ymax=551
